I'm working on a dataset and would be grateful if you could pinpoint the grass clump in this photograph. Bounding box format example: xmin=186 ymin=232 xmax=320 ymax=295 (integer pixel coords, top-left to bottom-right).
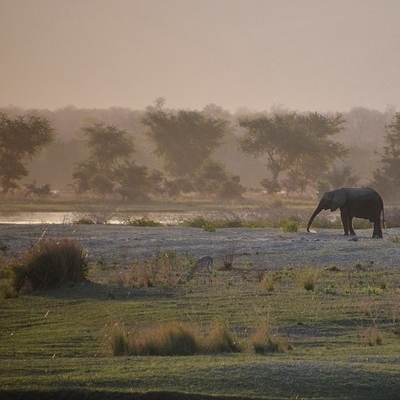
xmin=114 ymin=251 xmax=194 ymax=288
xmin=125 ymin=216 xmax=162 ymax=227
xmin=252 ymin=324 xmax=293 ymax=354
xmin=298 ymin=267 xmax=319 ymax=291
xmin=11 ymin=238 xmax=88 ymax=292
xmin=279 ymin=218 xmax=299 ymax=232
xmin=107 ymin=320 xmax=240 ymax=356
xmin=360 ymin=327 xmax=383 ymax=346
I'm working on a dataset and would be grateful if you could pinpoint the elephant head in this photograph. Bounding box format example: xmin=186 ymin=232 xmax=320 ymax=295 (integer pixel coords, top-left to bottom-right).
xmin=306 ymin=189 xmax=347 ymax=232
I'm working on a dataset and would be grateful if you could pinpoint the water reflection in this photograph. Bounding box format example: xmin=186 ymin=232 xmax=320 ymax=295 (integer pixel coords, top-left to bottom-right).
xmin=0 ymin=211 xmax=209 ymax=225
xmin=0 ymin=212 xmax=76 ymax=224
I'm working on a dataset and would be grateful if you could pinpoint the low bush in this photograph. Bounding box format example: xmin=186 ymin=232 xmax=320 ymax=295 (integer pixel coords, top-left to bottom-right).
xmin=279 ymin=218 xmax=299 ymax=232
xmin=298 ymin=267 xmax=319 ymax=291
xmin=125 ymin=216 xmax=162 ymax=227
xmin=361 ymin=327 xmax=383 ymax=346
xmin=113 ymin=251 xmax=193 ymax=288
xmin=12 ymin=238 xmax=88 ymax=291
xmin=107 ymin=320 xmax=241 ymax=356
xmin=252 ymin=324 xmax=293 ymax=354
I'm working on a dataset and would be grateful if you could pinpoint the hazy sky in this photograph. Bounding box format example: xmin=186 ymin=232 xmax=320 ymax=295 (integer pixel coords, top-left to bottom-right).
xmin=1 ymin=0 xmax=400 ymax=112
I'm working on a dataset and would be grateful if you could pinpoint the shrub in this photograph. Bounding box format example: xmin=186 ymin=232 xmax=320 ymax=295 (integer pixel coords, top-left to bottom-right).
xmin=107 ymin=321 xmax=199 ymax=356
xmin=252 ymin=324 xmax=292 ymax=354
xmin=12 ymin=238 xmax=88 ymax=291
xmin=125 ymin=216 xmax=162 ymax=227
xmin=361 ymin=327 xmax=383 ymax=346
xmin=298 ymin=267 xmax=319 ymax=291
xmin=202 ymin=221 xmax=216 ymax=232
xmin=259 ymin=272 xmax=276 ymax=292
xmin=73 ymin=218 xmax=95 ymax=225
xmin=204 ymin=321 xmax=241 ymax=353
xmin=279 ymin=218 xmax=299 ymax=232
xmin=107 ymin=320 xmax=241 ymax=356
xmin=182 ymin=216 xmax=209 ymax=228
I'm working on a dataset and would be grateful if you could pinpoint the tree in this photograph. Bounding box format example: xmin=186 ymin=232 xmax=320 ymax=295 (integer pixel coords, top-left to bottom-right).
xmin=371 ymin=112 xmax=400 ymax=198
xmin=73 ymin=123 xmax=135 ymax=195
xmin=193 ymin=160 xmax=245 ymax=199
xmin=0 ymin=113 xmax=54 ymax=194
xmin=141 ymin=104 xmax=228 ymax=177
xmin=316 ymin=164 xmax=359 ymax=194
xmin=238 ymin=111 xmax=346 ymax=193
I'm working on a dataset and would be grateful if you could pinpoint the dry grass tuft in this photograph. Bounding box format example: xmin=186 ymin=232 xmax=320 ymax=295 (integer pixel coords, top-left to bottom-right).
xmin=106 ymin=320 xmax=241 ymax=356
xmin=360 ymin=327 xmax=383 ymax=346
xmin=11 ymin=238 xmax=88 ymax=291
xmin=251 ymin=324 xmax=293 ymax=354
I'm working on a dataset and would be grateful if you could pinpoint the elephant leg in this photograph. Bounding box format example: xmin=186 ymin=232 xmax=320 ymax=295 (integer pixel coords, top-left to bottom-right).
xmin=372 ymin=222 xmax=383 ymax=238
xmin=348 ymin=216 xmax=356 ymax=236
xmin=340 ymin=208 xmax=350 ymax=235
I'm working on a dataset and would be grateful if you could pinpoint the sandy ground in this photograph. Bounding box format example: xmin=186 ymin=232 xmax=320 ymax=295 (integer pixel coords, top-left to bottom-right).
xmin=1 ymin=223 xmax=400 ymax=271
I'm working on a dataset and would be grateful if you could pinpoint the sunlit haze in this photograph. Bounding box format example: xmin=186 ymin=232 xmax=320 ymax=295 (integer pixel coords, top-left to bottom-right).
xmin=1 ymin=0 xmax=400 ymax=112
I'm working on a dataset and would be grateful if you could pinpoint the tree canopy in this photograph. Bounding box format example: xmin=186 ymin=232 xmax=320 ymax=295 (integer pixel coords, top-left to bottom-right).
xmin=142 ymin=105 xmax=228 ymax=177
xmin=371 ymin=112 xmax=400 ymax=198
xmin=0 ymin=113 xmax=54 ymax=193
xmin=238 ymin=111 xmax=347 ymax=193
xmin=73 ymin=123 xmax=135 ymax=195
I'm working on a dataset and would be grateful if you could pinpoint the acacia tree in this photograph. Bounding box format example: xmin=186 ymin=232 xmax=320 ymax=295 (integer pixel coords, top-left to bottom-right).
xmin=73 ymin=123 xmax=135 ymax=195
xmin=0 ymin=113 xmax=54 ymax=194
xmin=371 ymin=112 xmax=400 ymax=198
xmin=141 ymin=104 xmax=228 ymax=177
xmin=238 ymin=111 xmax=347 ymax=193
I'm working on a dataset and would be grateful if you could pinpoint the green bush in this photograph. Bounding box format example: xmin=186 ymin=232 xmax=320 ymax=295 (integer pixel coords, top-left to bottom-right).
xmin=279 ymin=218 xmax=299 ymax=232
xmin=125 ymin=216 xmax=162 ymax=227
xmin=12 ymin=238 xmax=88 ymax=291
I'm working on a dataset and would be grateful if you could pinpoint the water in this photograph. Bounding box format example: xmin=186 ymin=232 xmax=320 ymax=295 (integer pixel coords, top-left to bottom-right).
xmin=0 ymin=212 xmax=75 ymax=224
xmin=0 ymin=211 xmax=216 ymax=225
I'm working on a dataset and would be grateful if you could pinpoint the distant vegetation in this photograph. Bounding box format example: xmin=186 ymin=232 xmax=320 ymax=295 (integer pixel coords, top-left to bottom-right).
xmin=1 ymin=103 xmax=399 ymax=202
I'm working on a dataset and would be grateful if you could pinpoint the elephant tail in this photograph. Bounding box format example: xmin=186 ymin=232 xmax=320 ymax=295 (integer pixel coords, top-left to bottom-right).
xmin=381 ymin=206 xmax=386 ymax=229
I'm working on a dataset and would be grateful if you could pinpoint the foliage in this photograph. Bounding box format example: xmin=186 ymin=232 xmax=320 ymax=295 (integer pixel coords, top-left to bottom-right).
xmin=24 ymin=182 xmax=52 ymax=197
xmin=125 ymin=216 xmax=162 ymax=227
xmin=371 ymin=112 xmax=400 ymax=198
xmin=361 ymin=327 xmax=383 ymax=346
xmin=238 ymin=111 xmax=347 ymax=193
xmin=73 ymin=203 xmax=117 ymax=224
xmin=0 ymin=113 xmax=54 ymax=194
xmin=252 ymin=324 xmax=292 ymax=353
xmin=115 ymin=165 xmax=164 ymax=197
xmin=142 ymin=104 xmax=228 ymax=177
xmin=73 ymin=123 xmax=135 ymax=195
xmin=11 ymin=238 xmax=88 ymax=291
xmin=298 ymin=267 xmax=319 ymax=291
xmin=106 ymin=320 xmax=240 ymax=356
xmin=2 ymin=242 xmax=400 ymax=398
xmin=279 ymin=218 xmax=299 ymax=232
xmin=112 ymin=251 xmax=193 ymax=288
xmin=317 ymin=164 xmax=359 ymax=193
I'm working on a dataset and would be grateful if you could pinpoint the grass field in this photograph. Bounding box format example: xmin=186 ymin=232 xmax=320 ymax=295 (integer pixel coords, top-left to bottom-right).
xmin=1 ymin=198 xmax=400 ymax=399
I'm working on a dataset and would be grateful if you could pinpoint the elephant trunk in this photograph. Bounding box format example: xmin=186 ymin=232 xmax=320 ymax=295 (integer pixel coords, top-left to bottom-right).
xmin=307 ymin=206 xmax=323 ymax=232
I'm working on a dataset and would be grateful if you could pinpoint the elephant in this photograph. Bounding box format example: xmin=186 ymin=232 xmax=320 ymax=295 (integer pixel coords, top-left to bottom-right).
xmin=307 ymin=188 xmax=385 ymax=238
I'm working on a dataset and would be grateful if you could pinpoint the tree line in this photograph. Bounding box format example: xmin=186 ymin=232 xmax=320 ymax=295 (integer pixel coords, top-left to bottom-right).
xmin=0 ymin=102 xmax=399 ymax=200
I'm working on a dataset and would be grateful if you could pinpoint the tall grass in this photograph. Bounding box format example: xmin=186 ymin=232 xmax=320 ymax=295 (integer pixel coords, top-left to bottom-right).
xmin=252 ymin=324 xmax=293 ymax=354
xmin=106 ymin=320 xmax=241 ymax=356
xmin=11 ymin=238 xmax=88 ymax=291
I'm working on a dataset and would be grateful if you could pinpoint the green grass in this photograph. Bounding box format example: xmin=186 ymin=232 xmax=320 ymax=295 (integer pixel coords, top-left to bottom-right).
xmin=1 ymin=253 xmax=400 ymax=399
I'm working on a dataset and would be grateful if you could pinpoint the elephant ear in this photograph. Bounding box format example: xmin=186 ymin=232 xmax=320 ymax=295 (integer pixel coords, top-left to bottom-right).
xmin=331 ymin=189 xmax=347 ymax=211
